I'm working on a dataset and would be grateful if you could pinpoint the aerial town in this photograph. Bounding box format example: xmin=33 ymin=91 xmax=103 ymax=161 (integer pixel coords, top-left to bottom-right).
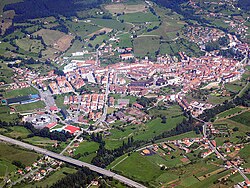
xmin=0 ymin=0 xmax=249 ymax=187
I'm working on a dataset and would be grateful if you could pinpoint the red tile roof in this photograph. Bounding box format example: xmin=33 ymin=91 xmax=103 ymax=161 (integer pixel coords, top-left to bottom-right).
xmin=64 ymin=125 xmax=80 ymax=134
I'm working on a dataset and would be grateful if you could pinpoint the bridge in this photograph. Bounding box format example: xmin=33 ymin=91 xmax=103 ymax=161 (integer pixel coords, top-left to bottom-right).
xmin=0 ymin=135 xmax=146 ymax=188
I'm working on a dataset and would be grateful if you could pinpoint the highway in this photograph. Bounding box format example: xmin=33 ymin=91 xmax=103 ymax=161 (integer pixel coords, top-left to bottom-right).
xmin=0 ymin=135 xmax=146 ymax=188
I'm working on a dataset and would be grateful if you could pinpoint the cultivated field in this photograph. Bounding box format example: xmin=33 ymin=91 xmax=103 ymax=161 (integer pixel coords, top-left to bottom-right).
xmin=33 ymin=29 xmax=74 ymax=52
xmin=104 ymin=3 xmax=147 ymax=15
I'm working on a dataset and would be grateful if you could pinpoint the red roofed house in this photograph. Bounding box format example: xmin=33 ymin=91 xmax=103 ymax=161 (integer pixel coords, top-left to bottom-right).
xmin=46 ymin=122 xmax=57 ymax=129
xmin=50 ymin=106 xmax=59 ymax=113
xmin=133 ymin=102 xmax=144 ymax=109
xmin=64 ymin=125 xmax=80 ymax=135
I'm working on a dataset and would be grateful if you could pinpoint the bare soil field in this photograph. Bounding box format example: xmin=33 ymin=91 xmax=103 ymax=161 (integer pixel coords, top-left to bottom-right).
xmin=53 ymin=34 xmax=74 ymax=52
xmin=33 ymin=29 xmax=74 ymax=52
xmin=104 ymin=3 xmax=147 ymax=15
xmin=0 ymin=10 xmax=15 ymax=35
xmin=33 ymin=29 xmax=66 ymax=46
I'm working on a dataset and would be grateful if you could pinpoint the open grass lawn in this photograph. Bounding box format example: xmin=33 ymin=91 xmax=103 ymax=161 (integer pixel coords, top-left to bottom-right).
xmin=5 ymin=126 xmax=31 ymax=139
xmin=14 ymin=100 xmax=46 ymax=112
xmin=149 ymin=105 xmax=183 ymax=117
xmin=0 ymin=159 xmax=16 ymax=177
xmin=90 ymin=18 xmax=131 ymax=31
xmin=89 ymin=33 xmax=109 ymax=47
xmin=0 ymin=143 xmax=39 ymax=166
xmin=0 ymin=106 xmax=19 ymax=122
xmin=74 ymin=141 xmax=99 ymax=155
xmin=207 ymin=95 xmax=231 ymax=105
xmin=119 ymin=12 xmax=159 ymax=23
xmin=225 ymin=82 xmax=244 ymax=94
xmin=79 ymin=153 xmax=97 ymax=163
xmin=15 ymin=38 xmax=45 ymax=54
xmin=133 ymin=36 xmax=160 ymax=57
xmin=239 ymin=144 xmax=250 ymax=163
xmin=114 ymin=33 xmax=133 ymax=48
xmin=24 ymin=136 xmax=56 ymax=148
xmin=104 ymin=139 xmax=124 ymax=150
xmin=113 ymin=152 xmax=163 ymax=183
xmin=230 ymin=111 xmax=250 ymax=127
xmin=0 ymin=42 xmax=16 ymax=56
xmin=66 ymin=21 xmax=101 ymax=37
xmin=65 ymin=39 xmax=84 ymax=56
xmin=21 ymin=167 xmax=77 ymax=188
xmin=134 ymin=116 xmax=185 ymax=141
xmin=0 ymin=62 xmax=14 ymax=79
xmin=3 ymin=87 xmax=38 ymax=98
xmin=216 ymin=107 xmax=244 ymax=119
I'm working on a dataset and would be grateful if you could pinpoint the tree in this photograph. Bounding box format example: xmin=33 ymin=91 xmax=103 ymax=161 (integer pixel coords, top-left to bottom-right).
xmin=232 ymin=127 xmax=239 ymax=132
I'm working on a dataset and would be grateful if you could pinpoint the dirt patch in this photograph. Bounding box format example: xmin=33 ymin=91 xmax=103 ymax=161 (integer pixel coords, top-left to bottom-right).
xmin=180 ymin=157 xmax=190 ymax=163
xmin=33 ymin=29 xmax=74 ymax=52
xmin=0 ymin=10 xmax=15 ymax=35
xmin=54 ymin=34 xmax=74 ymax=52
xmin=105 ymin=3 xmax=147 ymax=15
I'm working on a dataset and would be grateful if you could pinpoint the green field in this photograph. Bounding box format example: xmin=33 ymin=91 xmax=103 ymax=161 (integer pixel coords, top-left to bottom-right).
xmin=134 ymin=116 xmax=185 ymax=141
xmin=207 ymin=94 xmax=231 ymax=105
xmin=15 ymin=38 xmax=45 ymax=54
xmin=66 ymin=21 xmax=101 ymax=37
xmin=133 ymin=36 xmax=160 ymax=57
xmin=0 ymin=62 xmax=14 ymax=81
xmin=0 ymin=106 xmax=19 ymax=122
xmin=3 ymin=87 xmax=39 ymax=98
xmin=74 ymin=141 xmax=99 ymax=155
xmin=230 ymin=111 xmax=250 ymax=127
xmin=33 ymin=29 xmax=66 ymax=46
xmin=14 ymin=100 xmax=46 ymax=112
xmin=24 ymin=136 xmax=57 ymax=148
xmin=114 ymin=33 xmax=133 ymax=48
xmin=5 ymin=126 xmax=31 ymax=139
xmin=225 ymin=82 xmax=245 ymax=94
xmin=0 ymin=42 xmax=16 ymax=56
xmin=0 ymin=143 xmax=39 ymax=166
xmin=113 ymin=152 xmax=163 ymax=183
xmin=90 ymin=18 xmax=131 ymax=31
xmin=214 ymin=118 xmax=249 ymax=146
xmin=149 ymin=105 xmax=183 ymax=117
xmin=65 ymin=39 xmax=84 ymax=56
xmin=217 ymin=107 xmax=244 ymax=119
xmin=112 ymin=150 xmax=224 ymax=187
xmin=119 ymin=12 xmax=159 ymax=23
xmin=239 ymin=144 xmax=250 ymax=164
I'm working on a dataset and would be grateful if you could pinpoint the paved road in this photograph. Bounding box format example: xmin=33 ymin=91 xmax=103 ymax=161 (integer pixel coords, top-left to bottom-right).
xmin=0 ymin=135 xmax=146 ymax=188
xmin=60 ymin=131 xmax=83 ymax=155
xmin=200 ymin=119 xmax=250 ymax=182
xmin=94 ymin=70 xmax=110 ymax=127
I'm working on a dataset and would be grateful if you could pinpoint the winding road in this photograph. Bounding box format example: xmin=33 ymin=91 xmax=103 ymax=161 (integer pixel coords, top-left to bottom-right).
xmin=0 ymin=135 xmax=146 ymax=188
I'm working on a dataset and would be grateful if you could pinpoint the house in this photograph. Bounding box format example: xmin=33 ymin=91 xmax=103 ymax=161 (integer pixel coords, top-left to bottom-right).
xmin=133 ymin=103 xmax=144 ymax=109
xmin=46 ymin=122 xmax=57 ymax=129
xmin=120 ymin=53 xmax=134 ymax=60
xmin=63 ymin=125 xmax=81 ymax=135
xmin=50 ymin=106 xmax=59 ymax=113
